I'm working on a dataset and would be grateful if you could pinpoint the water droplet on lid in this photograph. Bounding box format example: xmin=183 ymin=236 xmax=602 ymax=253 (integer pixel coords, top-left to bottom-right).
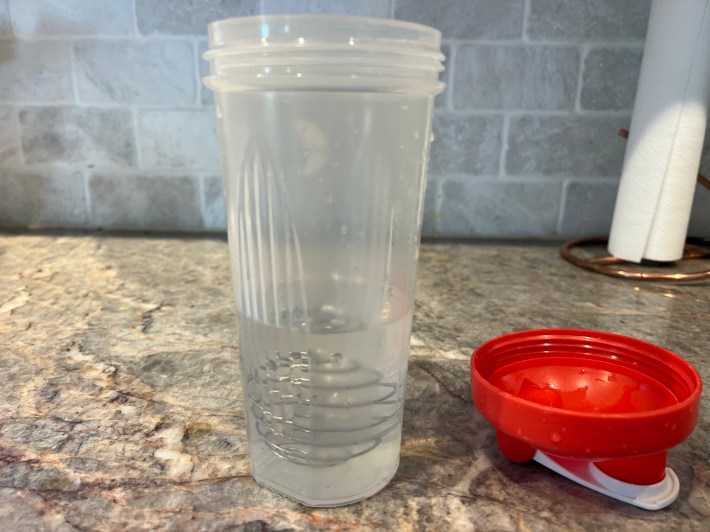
xmin=267 ymin=360 xmax=277 ymax=372
xmin=325 ymin=193 xmax=333 ymax=204
xmin=551 ymin=433 xmax=561 ymax=442
xmin=331 ymin=353 xmax=343 ymax=365
xmin=297 ymin=37 xmax=305 ymax=45
xmin=348 ymin=37 xmax=355 ymax=46
xmin=340 ymin=225 xmax=349 ymax=236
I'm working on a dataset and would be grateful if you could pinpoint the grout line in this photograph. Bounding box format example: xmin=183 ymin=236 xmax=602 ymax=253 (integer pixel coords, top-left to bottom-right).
xmin=390 ymin=0 xmax=396 ymax=19
xmin=69 ymin=41 xmax=80 ymax=105
xmin=574 ymin=44 xmax=589 ymax=113
xmin=498 ymin=113 xmax=510 ymax=177
xmin=1 ymin=34 xmax=210 ymax=43
xmin=83 ymin=170 xmax=93 ymax=226
xmin=521 ymin=0 xmax=531 ymax=42
xmin=192 ymin=41 xmax=201 ymax=107
xmin=431 ymin=108 xmax=631 ymax=118
xmin=444 ymin=37 xmax=646 ymax=47
xmin=131 ymin=0 xmax=140 ymax=36
xmin=197 ymin=174 xmax=207 ymax=228
xmin=11 ymin=106 xmax=26 ymax=167
xmin=132 ymin=107 xmax=143 ymax=169
xmin=0 ymin=100 xmax=204 ymax=110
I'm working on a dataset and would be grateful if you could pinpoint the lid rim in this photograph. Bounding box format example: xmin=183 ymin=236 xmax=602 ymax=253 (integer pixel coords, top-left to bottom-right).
xmin=208 ymin=14 xmax=443 ymax=42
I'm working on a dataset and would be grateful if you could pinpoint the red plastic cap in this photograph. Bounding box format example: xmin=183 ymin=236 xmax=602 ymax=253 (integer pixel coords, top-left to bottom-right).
xmin=471 ymin=329 xmax=702 ymax=483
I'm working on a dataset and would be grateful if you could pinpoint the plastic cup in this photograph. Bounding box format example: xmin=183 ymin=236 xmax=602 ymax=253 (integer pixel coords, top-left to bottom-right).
xmin=203 ymin=15 xmax=444 ymax=506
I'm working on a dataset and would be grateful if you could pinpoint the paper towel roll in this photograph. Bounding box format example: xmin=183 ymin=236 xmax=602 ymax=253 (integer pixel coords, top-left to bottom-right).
xmin=608 ymin=0 xmax=710 ymax=263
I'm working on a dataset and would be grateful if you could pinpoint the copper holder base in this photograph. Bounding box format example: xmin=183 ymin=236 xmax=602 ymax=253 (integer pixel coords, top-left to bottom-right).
xmin=561 ymin=237 xmax=710 ymax=282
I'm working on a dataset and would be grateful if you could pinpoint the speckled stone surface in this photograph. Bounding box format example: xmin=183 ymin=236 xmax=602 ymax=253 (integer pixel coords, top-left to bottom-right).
xmin=0 ymin=233 xmax=708 ymax=531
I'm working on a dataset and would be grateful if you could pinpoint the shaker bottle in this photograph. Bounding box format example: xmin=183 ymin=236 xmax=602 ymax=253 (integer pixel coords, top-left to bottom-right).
xmin=203 ymin=15 xmax=444 ymax=506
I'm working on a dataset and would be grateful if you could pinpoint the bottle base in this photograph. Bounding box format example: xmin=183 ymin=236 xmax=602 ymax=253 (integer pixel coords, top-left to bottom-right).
xmin=254 ymin=458 xmax=399 ymax=507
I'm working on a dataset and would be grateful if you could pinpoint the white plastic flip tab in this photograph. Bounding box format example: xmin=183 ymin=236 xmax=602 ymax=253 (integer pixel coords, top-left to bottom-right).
xmin=533 ymin=451 xmax=680 ymax=510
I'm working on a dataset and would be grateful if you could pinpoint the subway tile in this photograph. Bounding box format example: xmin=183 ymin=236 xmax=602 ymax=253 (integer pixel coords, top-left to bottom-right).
xmin=0 ymin=106 xmax=19 ymax=163
xmin=506 ymin=115 xmax=629 ymax=177
xmin=453 ymin=45 xmax=578 ymax=111
xmin=8 ymin=0 xmax=134 ymax=37
xmin=75 ymin=41 xmax=195 ymax=106
xmin=559 ymin=179 xmax=619 ymax=237
xmin=138 ymin=109 xmax=219 ymax=172
xmin=0 ymin=170 xmax=87 ymax=227
xmin=688 ymin=183 xmax=710 ymax=237
xmin=0 ymin=0 xmax=10 ymax=37
xmin=0 ymin=42 xmax=73 ymax=102
xmin=263 ymin=0 xmax=392 ymax=17
xmin=701 ymin=138 xmax=710 ymax=177
xmin=689 ymin=136 xmax=709 ymax=236
xmin=395 ymin=0 xmax=524 ymax=39
xmin=19 ymin=107 xmax=136 ymax=167
xmin=430 ymin=113 xmax=502 ymax=175
xmin=527 ymin=0 xmax=651 ymax=41
xmin=421 ymin=177 xmax=441 ymax=236
xmin=580 ymin=47 xmax=643 ymax=111
xmin=439 ymin=178 xmax=562 ymax=237
xmin=203 ymin=175 xmax=226 ymax=230
xmin=136 ymin=0 xmax=259 ymax=36
xmin=198 ymin=41 xmax=213 ymax=106
xmin=90 ymin=174 xmax=202 ymax=229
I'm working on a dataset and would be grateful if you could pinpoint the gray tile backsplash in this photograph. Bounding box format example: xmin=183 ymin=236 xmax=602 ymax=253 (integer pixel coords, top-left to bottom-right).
xmin=559 ymin=180 xmax=619 ymax=237
xmin=1 ymin=0 xmax=708 ymax=240
xmin=0 ymin=170 xmax=87 ymax=227
xmin=19 ymin=107 xmax=136 ymax=167
xmin=202 ymin=175 xmax=226 ymax=230
xmin=0 ymin=107 xmax=20 ymax=164
xmin=262 ymin=0 xmax=392 ymax=17
xmin=0 ymin=0 xmax=11 ymax=37
xmin=90 ymin=174 xmax=201 ymax=229
xmin=137 ymin=109 xmax=219 ymax=172
xmin=440 ymin=179 xmax=562 ymax=237
xmin=453 ymin=45 xmax=579 ymax=111
xmin=75 ymin=41 xmax=196 ymax=105
xmin=580 ymin=47 xmax=643 ymax=111
xmin=8 ymin=0 xmax=134 ymax=37
xmin=395 ymin=0 xmax=524 ymax=40
xmin=135 ymin=0 xmax=259 ymax=36
xmin=0 ymin=41 xmax=73 ymax=102
xmin=527 ymin=0 xmax=651 ymax=41
xmin=506 ymin=115 xmax=629 ymax=177
xmin=430 ymin=114 xmax=502 ymax=175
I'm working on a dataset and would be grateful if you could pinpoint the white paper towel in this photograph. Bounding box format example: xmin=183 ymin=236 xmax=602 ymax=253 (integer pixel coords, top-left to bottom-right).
xmin=608 ymin=0 xmax=710 ymax=263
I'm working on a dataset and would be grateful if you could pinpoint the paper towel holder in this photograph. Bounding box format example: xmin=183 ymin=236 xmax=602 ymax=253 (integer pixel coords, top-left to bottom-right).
xmin=560 ymin=128 xmax=710 ymax=282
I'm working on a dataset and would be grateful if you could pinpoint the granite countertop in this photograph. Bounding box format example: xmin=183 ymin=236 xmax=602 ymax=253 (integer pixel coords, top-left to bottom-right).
xmin=0 ymin=233 xmax=708 ymax=530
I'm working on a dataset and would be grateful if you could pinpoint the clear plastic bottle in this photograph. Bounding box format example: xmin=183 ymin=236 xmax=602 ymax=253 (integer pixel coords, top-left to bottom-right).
xmin=204 ymin=15 xmax=444 ymax=506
